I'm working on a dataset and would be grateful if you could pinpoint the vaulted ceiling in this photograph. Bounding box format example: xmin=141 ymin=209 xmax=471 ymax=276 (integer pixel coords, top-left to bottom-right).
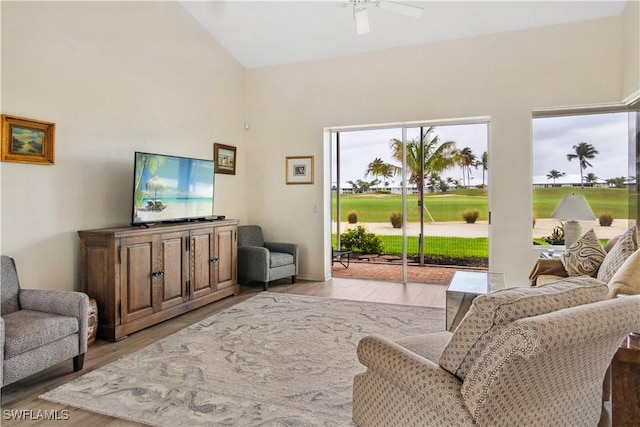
xmin=180 ymin=1 xmax=628 ymax=69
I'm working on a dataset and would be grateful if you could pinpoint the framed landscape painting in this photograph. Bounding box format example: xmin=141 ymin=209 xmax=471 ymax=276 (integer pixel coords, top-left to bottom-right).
xmin=286 ymin=155 xmax=314 ymax=184
xmin=1 ymin=115 xmax=55 ymax=165
xmin=214 ymin=143 xmax=236 ymax=175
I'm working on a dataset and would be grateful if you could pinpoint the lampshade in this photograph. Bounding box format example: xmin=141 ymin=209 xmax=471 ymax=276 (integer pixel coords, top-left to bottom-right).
xmin=550 ymin=194 xmax=596 ymax=221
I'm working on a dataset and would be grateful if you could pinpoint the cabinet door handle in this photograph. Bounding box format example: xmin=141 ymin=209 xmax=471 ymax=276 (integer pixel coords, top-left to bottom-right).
xmin=152 ymin=270 xmax=165 ymax=277
xmin=210 ymin=257 xmax=220 ymax=263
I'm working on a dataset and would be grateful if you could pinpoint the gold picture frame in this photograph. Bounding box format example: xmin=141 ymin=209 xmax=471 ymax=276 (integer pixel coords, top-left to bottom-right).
xmin=286 ymin=155 xmax=314 ymax=184
xmin=1 ymin=114 xmax=55 ymax=165
xmin=214 ymin=143 xmax=236 ymax=175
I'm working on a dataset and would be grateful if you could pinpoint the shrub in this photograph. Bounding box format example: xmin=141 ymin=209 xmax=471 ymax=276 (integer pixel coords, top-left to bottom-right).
xmin=340 ymin=226 xmax=383 ymax=254
xmin=599 ymin=212 xmax=614 ymax=227
xmin=347 ymin=210 xmax=358 ymax=224
xmin=375 ymin=189 xmax=391 ymax=194
xmin=532 ymin=214 xmax=536 ymax=228
xmin=462 ymin=209 xmax=480 ymax=224
xmin=390 ymin=212 xmax=402 ymax=228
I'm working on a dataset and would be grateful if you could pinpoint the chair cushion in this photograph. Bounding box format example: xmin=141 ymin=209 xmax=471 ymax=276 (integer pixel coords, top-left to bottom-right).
xmin=560 ymin=229 xmax=607 ymax=276
xmin=607 ymin=249 xmax=640 ymax=298
xmin=597 ymin=226 xmax=638 ymax=284
xmin=2 ymin=310 xmax=79 ymax=359
xmin=439 ymin=277 xmax=608 ymax=380
xmin=270 ymin=252 xmax=294 ymax=268
xmin=1 ymin=256 xmax=21 ymax=315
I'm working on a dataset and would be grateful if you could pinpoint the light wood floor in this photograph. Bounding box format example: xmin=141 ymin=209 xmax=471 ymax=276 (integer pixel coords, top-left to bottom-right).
xmin=0 ymin=277 xmax=447 ymax=426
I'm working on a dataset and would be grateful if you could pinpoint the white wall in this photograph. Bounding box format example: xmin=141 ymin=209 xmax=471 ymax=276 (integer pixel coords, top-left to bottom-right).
xmin=2 ymin=3 xmax=638 ymax=291
xmin=1 ymin=2 xmax=249 ymax=290
xmin=622 ymin=0 xmax=640 ymax=99
xmin=246 ymin=16 xmax=634 ymax=285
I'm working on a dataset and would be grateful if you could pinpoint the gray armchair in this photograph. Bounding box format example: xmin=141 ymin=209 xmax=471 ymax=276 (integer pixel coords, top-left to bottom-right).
xmin=1 ymin=255 xmax=89 ymax=387
xmin=237 ymin=225 xmax=298 ymax=291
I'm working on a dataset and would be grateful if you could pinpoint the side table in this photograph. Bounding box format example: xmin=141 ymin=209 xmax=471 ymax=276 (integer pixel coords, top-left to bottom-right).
xmin=446 ymin=271 xmax=505 ymax=331
xmin=612 ymin=333 xmax=640 ymax=426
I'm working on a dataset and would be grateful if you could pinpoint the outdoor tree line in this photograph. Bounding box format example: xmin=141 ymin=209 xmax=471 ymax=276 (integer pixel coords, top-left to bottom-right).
xmin=546 ymin=142 xmax=634 ymax=188
xmin=343 ymin=127 xmax=488 ymax=194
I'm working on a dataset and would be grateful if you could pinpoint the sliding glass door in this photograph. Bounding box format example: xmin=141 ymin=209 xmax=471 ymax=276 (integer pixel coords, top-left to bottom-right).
xmin=331 ymin=120 xmax=490 ymax=284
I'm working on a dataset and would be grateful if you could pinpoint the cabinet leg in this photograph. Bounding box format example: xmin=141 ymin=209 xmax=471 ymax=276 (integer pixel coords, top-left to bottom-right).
xmin=263 ymin=282 xmax=269 ymax=291
xmin=292 ymin=275 xmax=296 ymax=284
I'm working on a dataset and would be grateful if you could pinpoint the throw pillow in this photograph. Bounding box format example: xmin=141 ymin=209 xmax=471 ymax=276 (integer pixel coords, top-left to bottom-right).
xmin=560 ymin=229 xmax=607 ymax=276
xmin=597 ymin=226 xmax=638 ymax=284
xmin=607 ymin=249 xmax=640 ymax=298
xmin=438 ymin=277 xmax=607 ymax=380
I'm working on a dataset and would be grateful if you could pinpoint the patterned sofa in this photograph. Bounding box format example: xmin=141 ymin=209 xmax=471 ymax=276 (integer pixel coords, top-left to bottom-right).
xmin=530 ymin=226 xmax=640 ymax=298
xmin=352 ymin=278 xmax=640 ymax=427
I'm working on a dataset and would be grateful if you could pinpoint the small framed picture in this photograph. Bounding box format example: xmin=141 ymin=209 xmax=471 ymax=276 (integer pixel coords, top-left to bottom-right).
xmin=286 ymin=155 xmax=314 ymax=184
xmin=1 ymin=114 xmax=55 ymax=165
xmin=214 ymin=143 xmax=236 ymax=175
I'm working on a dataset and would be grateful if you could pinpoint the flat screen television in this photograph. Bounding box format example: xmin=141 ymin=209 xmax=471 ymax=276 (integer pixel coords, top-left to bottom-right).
xmin=131 ymin=151 xmax=215 ymax=225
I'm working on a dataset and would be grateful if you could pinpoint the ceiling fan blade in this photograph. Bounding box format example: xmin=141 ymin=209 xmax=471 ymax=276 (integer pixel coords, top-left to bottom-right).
xmin=377 ymin=1 xmax=424 ymax=19
xmin=355 ymin=8 xmax=370 ymax=34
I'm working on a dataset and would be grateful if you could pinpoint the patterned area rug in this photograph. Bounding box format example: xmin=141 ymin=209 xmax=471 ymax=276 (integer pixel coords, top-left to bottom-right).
xmin=41 ymin=292 xmax=445 ymax=426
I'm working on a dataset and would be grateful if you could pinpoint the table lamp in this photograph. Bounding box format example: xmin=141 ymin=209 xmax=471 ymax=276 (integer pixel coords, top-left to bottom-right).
xmin=550 ymin=193 xmax=596 ymax=247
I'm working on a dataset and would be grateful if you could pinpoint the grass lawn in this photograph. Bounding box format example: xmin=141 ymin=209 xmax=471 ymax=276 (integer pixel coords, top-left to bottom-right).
xmin=332 ymin=187 xmax=632 ymax=260
xmin=333 ymin=187 xmax=632 ymax=223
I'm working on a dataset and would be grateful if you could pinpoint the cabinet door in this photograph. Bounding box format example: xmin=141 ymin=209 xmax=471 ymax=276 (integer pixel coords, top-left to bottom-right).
xmin=158 ymin=231 xmax=189 ymax=310
xmin=120 ymin=235 xmax=155 ymax=323
xmin=215 ymin=225 xmax=237 ymax=291
xmin=190 ymin=228 xmax=216 ymax=300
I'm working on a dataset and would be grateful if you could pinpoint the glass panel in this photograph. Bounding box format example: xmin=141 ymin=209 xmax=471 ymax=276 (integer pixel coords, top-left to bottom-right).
xmin=331 ymin=121 xmax=490 ymax=285
xmin=532 ymin=112 xmax=630 ymax=247
xmin=331 ymin=128 xmax=404 ymax=282
xmin=404 ymin=123 xmax=489 ymax=281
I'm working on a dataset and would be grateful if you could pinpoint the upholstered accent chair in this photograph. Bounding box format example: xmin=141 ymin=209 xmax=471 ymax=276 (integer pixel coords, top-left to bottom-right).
xmin=1 ymin=256 xmax=89 ymax=387
xmin=237 ymin=225 xmax=298 ymax=291
xmin=353 ymin=278 xmax=640 ymax=427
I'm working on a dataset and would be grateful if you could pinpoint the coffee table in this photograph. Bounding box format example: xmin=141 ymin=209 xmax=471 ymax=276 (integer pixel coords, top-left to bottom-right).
xmin=446 ymin=270 xmax=506 ymax=331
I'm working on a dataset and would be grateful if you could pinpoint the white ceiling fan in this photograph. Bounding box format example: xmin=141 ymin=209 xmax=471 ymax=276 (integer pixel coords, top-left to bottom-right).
xmin=348 ymin=0 xmax=425 ymax=35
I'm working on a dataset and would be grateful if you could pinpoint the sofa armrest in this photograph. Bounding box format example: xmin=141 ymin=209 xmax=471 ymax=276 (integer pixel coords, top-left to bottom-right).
xmin=238 ymin=246 xmax=270 ymax=281
xmin=19 ymin=289 xmax=89 ymax=353
xmin=357 ymin=335 xmax=463 ymax=401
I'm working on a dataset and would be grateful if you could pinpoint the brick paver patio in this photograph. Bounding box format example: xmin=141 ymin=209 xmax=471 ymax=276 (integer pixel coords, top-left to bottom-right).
xmin=332 ymin=261 xmax=487 ymax=285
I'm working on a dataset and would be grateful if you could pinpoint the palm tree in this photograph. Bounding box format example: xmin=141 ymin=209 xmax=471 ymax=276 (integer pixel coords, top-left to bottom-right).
xmin=479 ymin=151 xmax=488 ymax=187
xmin=546 ymin=169 xmax=565 ymax=185
xmin=583 ymin=172 xmax=599 ymax=187
xmin=365 ymin=157 xmax=391 ymax=189
xmin=456 ymin=147 xmax=477 ymax=188
xmin=567 ymin=142 xmax=599 ymax=188
xmin=388 ymin=127 xmax=457 ymax=265
xmin=388 ymin=128 xmax=458 ymax=194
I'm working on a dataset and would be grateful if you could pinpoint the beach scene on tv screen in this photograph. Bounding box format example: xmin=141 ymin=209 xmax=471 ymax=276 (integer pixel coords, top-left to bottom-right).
xmin=133 ymin=153 xmax=214 ymax=224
